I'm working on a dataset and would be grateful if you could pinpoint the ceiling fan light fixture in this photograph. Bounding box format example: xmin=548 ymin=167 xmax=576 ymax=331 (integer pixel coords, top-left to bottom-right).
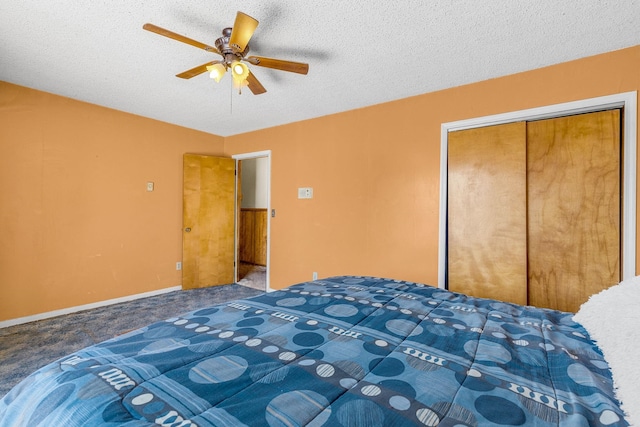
xmin=231 ymin=60 xmax=249 ymax=85
xmin=206 ymin=63 xmax=226 ymax=82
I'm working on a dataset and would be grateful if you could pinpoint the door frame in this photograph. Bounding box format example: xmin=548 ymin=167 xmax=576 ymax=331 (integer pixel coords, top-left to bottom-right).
xmin=232 ymin=150 xmax=272 ymax=291
xmin=438 ymin=91 xmax=638 ymax=289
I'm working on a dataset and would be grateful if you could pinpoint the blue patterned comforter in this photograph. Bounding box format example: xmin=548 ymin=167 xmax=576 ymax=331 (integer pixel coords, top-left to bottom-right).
xmin=0 ymin=276 xmax=627 ymax=426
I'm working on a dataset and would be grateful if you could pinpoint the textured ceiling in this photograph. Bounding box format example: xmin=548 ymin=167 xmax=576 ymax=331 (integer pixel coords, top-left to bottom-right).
xmin=1 ymin=1 xmax=640 ymax=137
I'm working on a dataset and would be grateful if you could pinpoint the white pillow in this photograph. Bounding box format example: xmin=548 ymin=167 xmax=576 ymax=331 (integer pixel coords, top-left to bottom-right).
xmin=573 ymin=276 xmax=640 ymax=427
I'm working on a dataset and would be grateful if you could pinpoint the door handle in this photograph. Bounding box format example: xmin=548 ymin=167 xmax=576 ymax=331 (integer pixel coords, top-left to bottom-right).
xmin=185 ymin=227 xmax=191 ymax=232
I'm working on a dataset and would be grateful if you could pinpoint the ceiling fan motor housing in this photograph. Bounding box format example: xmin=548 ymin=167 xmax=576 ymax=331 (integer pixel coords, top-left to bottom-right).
xmin=215 ymin=27 xmax=248 ymax=67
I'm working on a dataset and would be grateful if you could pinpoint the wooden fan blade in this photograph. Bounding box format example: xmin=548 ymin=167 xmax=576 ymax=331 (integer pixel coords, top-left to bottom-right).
xmin=246 ymin=56 xmax=309 ymax=75
xmin=176 ymin=61 xmax=221 ymax=79
xmin=246 ymin=71 xmax=267 ymax=95
xmin=229 ymin=12 xmax=258 ymax=53
xmin=143 ymin=23 xmax=220 ymax=54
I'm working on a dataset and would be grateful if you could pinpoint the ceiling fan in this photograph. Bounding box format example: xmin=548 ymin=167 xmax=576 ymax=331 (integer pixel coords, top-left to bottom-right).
xmin=143 ymin=11 xmax=309 ymax=95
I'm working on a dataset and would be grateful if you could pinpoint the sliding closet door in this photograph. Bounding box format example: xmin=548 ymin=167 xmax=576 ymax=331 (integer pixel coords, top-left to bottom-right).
xmin=527 ymin=110 xmax=621 ymax=312
xmin=448 ymin=122 xmax=528 ymax=304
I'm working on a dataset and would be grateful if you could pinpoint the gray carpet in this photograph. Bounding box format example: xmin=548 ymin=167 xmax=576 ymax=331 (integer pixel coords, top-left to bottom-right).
xmin=238 ymin=262 xmax=267 ymax=290
xmin=0 ymin=284 xmax=262 ymax=398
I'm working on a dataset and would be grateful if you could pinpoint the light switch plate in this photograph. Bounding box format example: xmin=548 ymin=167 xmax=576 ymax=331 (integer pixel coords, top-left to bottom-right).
xmin=298 ymin=187 xmax=313 ymax=199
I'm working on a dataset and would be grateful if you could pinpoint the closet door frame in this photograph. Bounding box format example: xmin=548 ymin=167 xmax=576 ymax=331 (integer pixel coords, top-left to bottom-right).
xmin=438 ymin=91 xmax=637 ymax=289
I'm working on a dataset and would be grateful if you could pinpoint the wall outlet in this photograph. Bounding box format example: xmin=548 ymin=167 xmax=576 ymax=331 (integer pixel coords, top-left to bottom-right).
xmin=176 ymin=262 xmax=182 ymax=271
xmin=146 ymin=182 xmax=154 ymax=192
xmin=312 ymin=272 xmax=318 ymax=280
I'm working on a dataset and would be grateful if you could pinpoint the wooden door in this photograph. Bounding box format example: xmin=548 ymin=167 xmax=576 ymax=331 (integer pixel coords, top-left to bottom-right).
xmin=239 ymin=208 xmax=255 ymax=263
xmin=527 ymin=110 xmax=620 ymax=312
xmin=239 ymin=209 xmax=268 ymax=265
xmin=253 ymin=210 xmax=268 ymax=266
xmin=447 ymin=122 xmax=528 ymax=304
xmin=182 ymin=154 xmax=236 ymax=289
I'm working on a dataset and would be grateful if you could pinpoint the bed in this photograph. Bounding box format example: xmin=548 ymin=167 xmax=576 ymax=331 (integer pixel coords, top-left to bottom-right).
xmin=0 ymin=275 xmax=634 ymax=426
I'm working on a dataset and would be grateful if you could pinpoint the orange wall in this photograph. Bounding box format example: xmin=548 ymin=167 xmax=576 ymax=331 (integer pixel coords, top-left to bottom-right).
xmin=2 ymin=45 xmax=640 ymax=321
xmin=225 ymin=45 xmax=640 ymax=289
xmin=0 ymin=82 xmax=224 ymax=321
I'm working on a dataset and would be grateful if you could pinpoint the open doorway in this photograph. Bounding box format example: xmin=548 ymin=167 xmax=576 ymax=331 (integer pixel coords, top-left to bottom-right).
xmin=233 ymin=151 xmax=271 ymax=291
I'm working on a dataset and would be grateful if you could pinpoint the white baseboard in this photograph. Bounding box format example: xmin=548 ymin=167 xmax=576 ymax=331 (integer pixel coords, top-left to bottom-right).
xmin=0 ymin=285 xmax=182 ymax=329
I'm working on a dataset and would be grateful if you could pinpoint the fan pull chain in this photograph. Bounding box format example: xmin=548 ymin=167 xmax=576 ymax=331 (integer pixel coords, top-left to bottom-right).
xmin=230 ymin=77 xmax=233 ymax=115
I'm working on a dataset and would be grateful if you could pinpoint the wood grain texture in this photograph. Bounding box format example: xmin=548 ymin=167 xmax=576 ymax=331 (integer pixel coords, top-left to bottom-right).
xmin=253 ymin=209 xmax=268 ymax=266
xmin=239 ymin=209 xmax=268 ymax=266
xmin=448 ymin=122 xmax=528 ymax=304
xmin=527 ymin=110 xmax=620 ymax=312
xmin=182 ymin=154 xmax=236 ymax=289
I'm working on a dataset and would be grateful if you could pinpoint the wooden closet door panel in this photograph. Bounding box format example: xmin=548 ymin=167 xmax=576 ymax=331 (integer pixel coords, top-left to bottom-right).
xmin=448 ymin=122 xmax=528 ymax=304
xmin=254 ymin=209 xmax=268 ymax=266
xmin=239 ymin=209 xmax=268 ymax=265
xmin=239 ymin=209 xmax=255 ymax=263
xmin=527 ymin=110 xmax=620 ymax=312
